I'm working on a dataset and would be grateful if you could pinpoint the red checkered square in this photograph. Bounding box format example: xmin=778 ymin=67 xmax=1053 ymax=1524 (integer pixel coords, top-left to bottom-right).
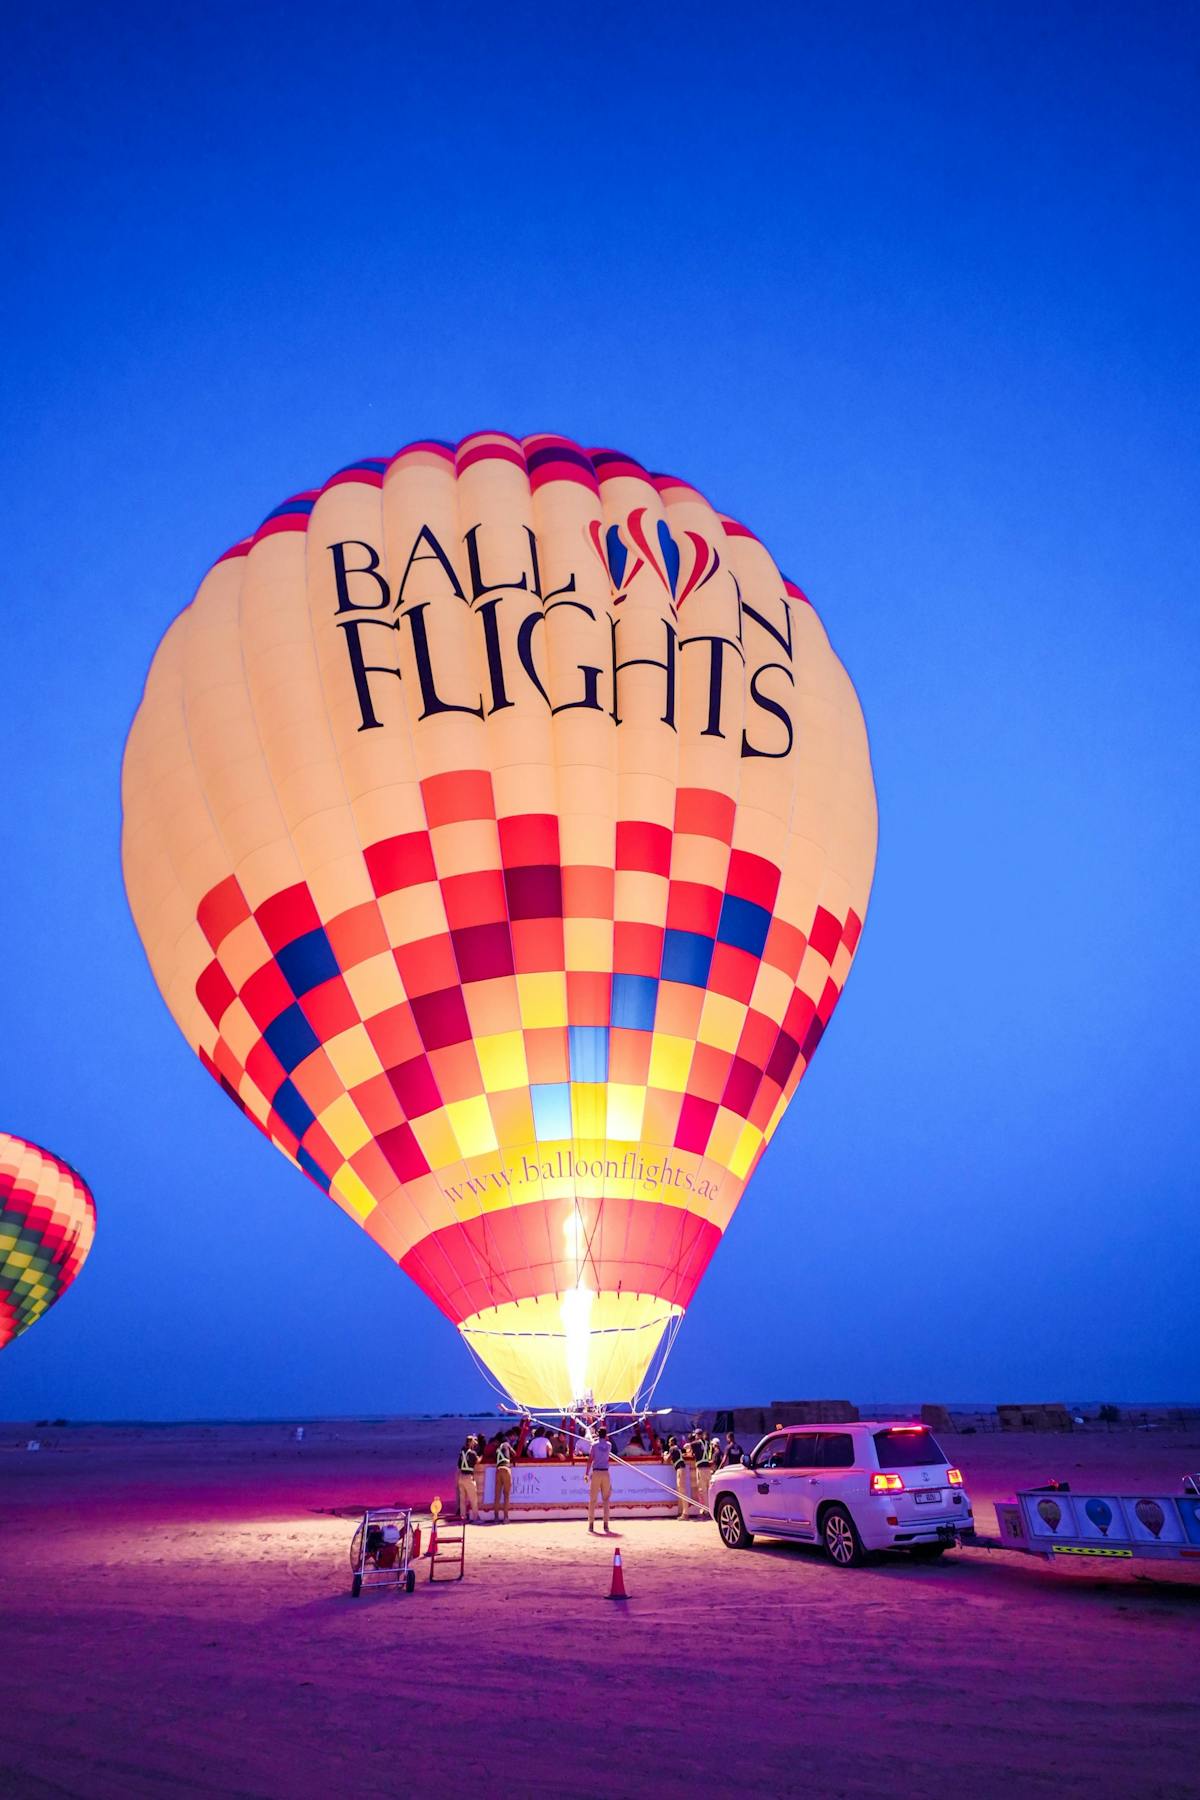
xmin=499 ymin=812 xmax=560 ymax=865
xmin=673 ymin=787 xmax=735 ymax=842
xmin=387 ymin=1054 xmax=442 ymax=1118
xmin=511 ymin=919 xmax=564 ymax=972
xmin=451 ymin=922 xmax=515 ymax=982
xmin=365 ymin=831 xmax=436 ymax=895
xmin=675 ymin=1094 xmax=718 ymax=1155
xmin=707 ymin=942 xmax=758 ymax=1003
xmin=410 ymin=986 xmax=472 ymax=1051
xmin=666 ymin=880 xmax=721 ymax=934
xmin=196 ymin=960 xmax=236 ymax=1028
xmin=616 ymin=820 xmax=672 ymax=875
xmin=256 ymin=883 xmax=321 ymax=951
xmin=241 ymin=961 xmax=293 ymax=1030
xmin=300 ymin=975 xmax=359 ymax=1041
xmin=365 ymin=1002 xmax=421 ymax=1068
xmin=562 ymin=865 xmax=614 ymax=917
xmin=566 ymin=971 xmax=610 ymax=1025
xmin=394 ymin=933 xmax=460 ymax=997
xmin=422 ymin=768 xmax=495 ymax=827
xmin=808 ymin=906 xmax=842 ymax=964
xmin=441 ymin=869 xmax=507 ymax=929
xmin=378 ymin=1123 xmax=431 ymax=1182
xmin=198 ymin=875 xmax=250 ymax=950
xmin=613 ymin=922 xmax=662 ymax=976
xmin=326 ymin=901 xmax=390 ymax=968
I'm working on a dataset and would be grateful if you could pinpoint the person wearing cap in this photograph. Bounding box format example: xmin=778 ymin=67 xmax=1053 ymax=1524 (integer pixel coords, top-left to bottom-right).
xmin=586 ymin=1424 xmax=614 ymax=1533
xmin=456 ymin=1438 xmax=480 ymax=1522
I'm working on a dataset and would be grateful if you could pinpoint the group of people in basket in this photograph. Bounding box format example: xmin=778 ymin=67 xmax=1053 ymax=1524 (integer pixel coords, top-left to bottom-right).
xmin=454 ymin=1417 xmax=745 ymax=1529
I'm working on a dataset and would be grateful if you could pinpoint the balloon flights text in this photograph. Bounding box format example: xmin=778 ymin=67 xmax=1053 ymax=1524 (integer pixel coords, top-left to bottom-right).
xmin=332 ymin=518 xmax=796 ymax=758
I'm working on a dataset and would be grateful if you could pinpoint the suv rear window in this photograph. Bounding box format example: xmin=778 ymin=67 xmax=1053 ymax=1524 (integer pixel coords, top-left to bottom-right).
xmin=873 ymin=1428 xmax=948 ymax=1468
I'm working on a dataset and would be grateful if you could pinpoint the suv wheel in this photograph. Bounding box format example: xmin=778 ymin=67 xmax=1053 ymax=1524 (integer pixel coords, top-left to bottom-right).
xmin=822 ymin=1504 xmax=866 ymax=1568
xmin=715 ymin=1494 xmax=753 ymax=1549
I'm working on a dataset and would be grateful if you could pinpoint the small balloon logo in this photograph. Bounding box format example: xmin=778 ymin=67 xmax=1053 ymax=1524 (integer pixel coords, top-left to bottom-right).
xmin=1036 ymin=1498 xmax=1062 ymax=1531
xmin=1085 ymin=1498 xmax=1113 ymax=1536
xmin=1135 ymin=1499 xmax=1165 ymax=1538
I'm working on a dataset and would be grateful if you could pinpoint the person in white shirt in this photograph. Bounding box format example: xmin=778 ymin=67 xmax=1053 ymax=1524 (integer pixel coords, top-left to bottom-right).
xmin=586 ymin=1426 xmax=613 ymax=1533
xmin=527 ymin=1429 xmax=552 ymax=1460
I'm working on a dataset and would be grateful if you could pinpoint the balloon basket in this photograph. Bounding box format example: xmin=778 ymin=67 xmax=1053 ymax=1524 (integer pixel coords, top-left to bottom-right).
xmin=477 ymin=1456 xmax=681 ymax=1521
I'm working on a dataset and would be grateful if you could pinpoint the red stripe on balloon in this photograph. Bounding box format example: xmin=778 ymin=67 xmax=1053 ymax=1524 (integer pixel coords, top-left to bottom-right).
xmin=399 ymin=1196 xmax=722 ymax=1325
xmin=456 ymin=441 xmax=528 ymax=475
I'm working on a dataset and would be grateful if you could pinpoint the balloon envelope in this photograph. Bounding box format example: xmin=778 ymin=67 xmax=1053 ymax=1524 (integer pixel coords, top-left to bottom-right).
xmin=122 ymin=434 xmax=876 ymax=1406
xmin=0 ymin=1133 xmax=96 ymax=1349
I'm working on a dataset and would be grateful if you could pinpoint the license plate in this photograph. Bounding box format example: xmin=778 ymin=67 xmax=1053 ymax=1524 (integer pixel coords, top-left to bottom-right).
xmin=914 ymin=1489 xmax=942 ymax=1505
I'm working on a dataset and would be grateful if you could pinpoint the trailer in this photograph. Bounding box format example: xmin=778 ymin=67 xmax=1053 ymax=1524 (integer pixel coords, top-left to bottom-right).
xmin=349 ymin=1506 xmax=418 ymax=1596
xmin=985 ymin=1476 xmax=1200 ymax=1564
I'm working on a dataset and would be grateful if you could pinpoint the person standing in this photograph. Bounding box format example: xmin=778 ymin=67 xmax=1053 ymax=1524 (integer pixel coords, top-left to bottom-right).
xmin=492 ymin=1433 xmax=514 ymax=1523
xmin=664 ymin=1436 xmax=689 ymax=1519
xmin=694 ymin=1430 xmax=715 ymax=1517
xmin=586 ymin=1425 xmax=614 ymax=1534
xmin=456 ymin=1438 xmax=480 ymax=1522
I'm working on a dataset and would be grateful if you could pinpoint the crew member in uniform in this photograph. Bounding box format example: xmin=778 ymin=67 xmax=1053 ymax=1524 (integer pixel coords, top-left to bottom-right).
xmin=664 ymin=1436 xmax=690 ymax=1519
xmin=493 ymin=1433 xmax=514 ymax=1523
xmin=456 ymin=1439 xmax=480 ymax=1522
xmin=694 ymin=1430 xmax=716 ymax=1517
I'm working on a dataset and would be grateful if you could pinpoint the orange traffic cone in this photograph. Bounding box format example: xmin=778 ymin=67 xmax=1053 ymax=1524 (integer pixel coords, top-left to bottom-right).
xmin=427 ymin=1519 xmax=438 ymax=1560
xmin=608 ymin=1547 xmax=628 ymax=1599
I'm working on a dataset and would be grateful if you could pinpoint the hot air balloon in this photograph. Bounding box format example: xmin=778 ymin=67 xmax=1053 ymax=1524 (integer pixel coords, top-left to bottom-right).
xmin=0 ymin=1133 xmax=96 ymax=1349
xmin=1036 ymin=1498 xmax=1062 ymax=1532
xmin=1135 ymin=1499 xmax=1165 ymax=1538
xmin=1085 ymin=1498 xmax=1113 ymax=1536
xmin=121 ymin=434 xmax=876 ymax=1408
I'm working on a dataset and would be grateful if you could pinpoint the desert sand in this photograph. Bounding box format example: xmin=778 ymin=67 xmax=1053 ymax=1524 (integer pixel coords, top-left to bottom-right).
xmin=2 ymin=1416 xmax=1198 ymax=1799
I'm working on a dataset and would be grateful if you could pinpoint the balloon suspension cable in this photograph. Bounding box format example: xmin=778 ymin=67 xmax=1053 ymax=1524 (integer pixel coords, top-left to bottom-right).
xmin=634 ymin=1310 xmax=685 ymax=1414
xmin=459 ymin=1331 xmax=527 ymax=1412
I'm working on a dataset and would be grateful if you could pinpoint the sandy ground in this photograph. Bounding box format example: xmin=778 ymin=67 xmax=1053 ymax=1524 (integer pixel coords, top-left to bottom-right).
xmin=1 ymin=1419 xmax=1198 ymax=1799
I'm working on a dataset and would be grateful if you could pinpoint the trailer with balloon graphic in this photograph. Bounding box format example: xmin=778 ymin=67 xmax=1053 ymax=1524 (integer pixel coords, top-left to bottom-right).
xmin=992 ymin=1480 xmax=1200 ymax=1564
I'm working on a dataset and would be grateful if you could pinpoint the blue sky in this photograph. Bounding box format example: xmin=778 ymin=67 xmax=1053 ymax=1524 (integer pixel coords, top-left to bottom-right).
xmin=2 ymin=2 xmax=1196 ymax=1416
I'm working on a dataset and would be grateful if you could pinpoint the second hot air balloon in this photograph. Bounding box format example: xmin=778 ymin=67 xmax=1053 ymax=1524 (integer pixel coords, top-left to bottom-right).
xmin=1 ymin=1132 xmax=96 ymax=1350
xmin=122 ymin=434 xmax=876 ymax=1407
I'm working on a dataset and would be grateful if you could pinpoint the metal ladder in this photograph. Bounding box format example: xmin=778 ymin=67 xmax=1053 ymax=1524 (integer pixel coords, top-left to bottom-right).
xmin=428 ymin=1514 xmax=467 ymax=1582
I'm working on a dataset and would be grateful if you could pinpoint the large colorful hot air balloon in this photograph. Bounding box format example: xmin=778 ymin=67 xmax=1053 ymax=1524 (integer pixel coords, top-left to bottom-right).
xmin=0 ymin=1133 xmax=96 ymax=1349
xmin=122 ymin=434 xmax=876 ymax=1407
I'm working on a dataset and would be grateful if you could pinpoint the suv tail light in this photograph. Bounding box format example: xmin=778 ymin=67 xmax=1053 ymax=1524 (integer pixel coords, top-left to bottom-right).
xmin=870 ymin=1472 xmax=905 ymax=1494
xmin=947 ymin=1468 xmax=964 ymax=1487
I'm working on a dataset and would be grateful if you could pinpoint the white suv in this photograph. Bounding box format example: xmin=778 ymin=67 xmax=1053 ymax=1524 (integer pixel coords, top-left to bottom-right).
xmin=711 ymin=1421 xmax=974 ymax=1566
